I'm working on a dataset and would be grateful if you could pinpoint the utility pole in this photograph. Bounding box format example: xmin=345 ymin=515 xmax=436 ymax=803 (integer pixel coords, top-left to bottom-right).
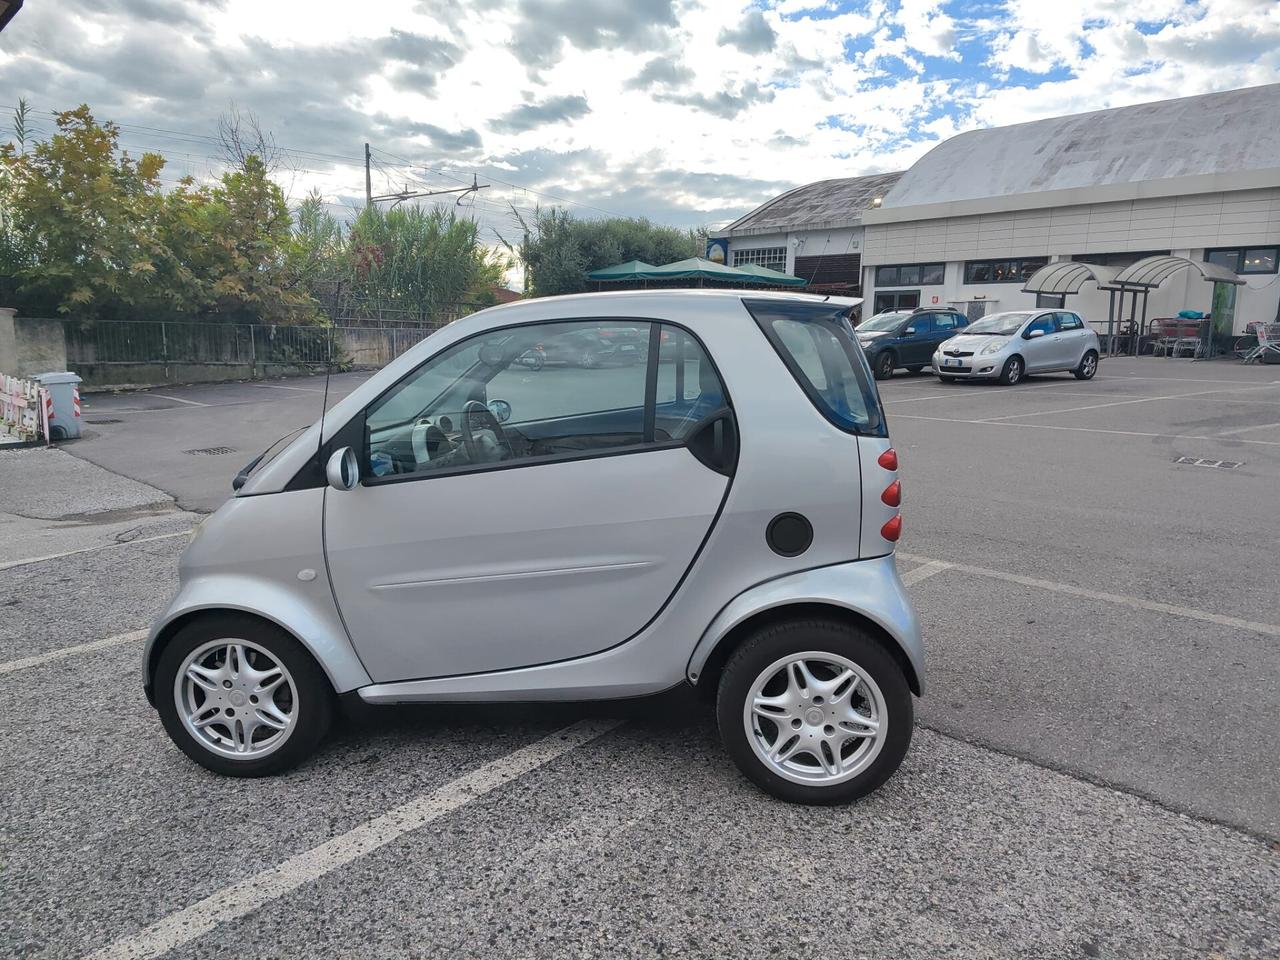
xmin=364 ymin=142 xmax=372 ymax=209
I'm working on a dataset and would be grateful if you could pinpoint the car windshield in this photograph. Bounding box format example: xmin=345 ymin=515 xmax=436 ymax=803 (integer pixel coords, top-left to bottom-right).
xmin=858 ymin=313 xmax=908 ymax=332
xmin=965 ymin=312 xmax=1032 ymax=335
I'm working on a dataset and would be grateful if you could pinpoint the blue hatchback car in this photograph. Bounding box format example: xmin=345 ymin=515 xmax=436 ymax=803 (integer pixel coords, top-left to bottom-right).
xmin=856 ymin=308 xmax=969 ymax=380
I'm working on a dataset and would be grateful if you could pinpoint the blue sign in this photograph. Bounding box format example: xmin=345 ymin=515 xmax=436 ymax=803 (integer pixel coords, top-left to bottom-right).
xmin=705 ymin=238 xmax=730 ymax=265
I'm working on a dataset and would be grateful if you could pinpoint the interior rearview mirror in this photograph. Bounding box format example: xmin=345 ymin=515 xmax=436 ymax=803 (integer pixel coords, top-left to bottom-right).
xmin=326 ymin=446 xmax=360 ymax=491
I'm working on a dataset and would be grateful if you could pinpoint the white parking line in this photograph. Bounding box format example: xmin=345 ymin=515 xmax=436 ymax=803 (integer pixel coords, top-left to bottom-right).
xmin=900 ymin=560 xmax=953 ymax=585
xmin=898 ymin=552 xmax=1280 ymax=639
xmin=84 ymin=718 xmax=624 ymax=960
xmin=978 ymin=383 xmax=1280 ymax=422
xmin=146 ymin=393 xmax=210 ymax=407
xmin=892 ymin=414 xmax=1280 ymax=447
xmin=0 ymin=530 xmax=191 ymax=573
xmin=1214 ymin=419 xmax=1280 ymax=437
xmin=0 ymin=630 xmax=146 ymax=677
xmin=253 ymin=383 xmax=327 ymax=394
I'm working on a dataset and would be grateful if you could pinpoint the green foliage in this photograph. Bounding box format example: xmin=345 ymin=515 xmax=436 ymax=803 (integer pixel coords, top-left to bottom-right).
xmin=0 ymin=104 xmax=508 ymax=325
xmin=513 ymin=206 xmax=703 ymax=297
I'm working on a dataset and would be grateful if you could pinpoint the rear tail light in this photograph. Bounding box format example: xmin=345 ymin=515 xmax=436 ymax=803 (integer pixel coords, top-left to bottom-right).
xmin=880 ymin=514 xmax=902 ymax=542
xmin=878 ymin=448 xmax=898 ymax=470
xmin=881 ymin=480 xmax=901 ymax=507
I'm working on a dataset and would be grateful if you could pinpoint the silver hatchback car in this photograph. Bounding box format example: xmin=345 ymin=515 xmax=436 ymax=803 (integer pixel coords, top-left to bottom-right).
xmin=932 ymin=309 xmax=1101 ymax=384
xmin=145 ymin=290 xmax=923 ymax=804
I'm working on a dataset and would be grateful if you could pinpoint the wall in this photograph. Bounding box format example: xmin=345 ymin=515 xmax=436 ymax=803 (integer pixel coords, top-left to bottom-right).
xmin=0 ymin=309 xmax=69 ymax=377
xmin=725 ymin=227 xmax=863 ymax=275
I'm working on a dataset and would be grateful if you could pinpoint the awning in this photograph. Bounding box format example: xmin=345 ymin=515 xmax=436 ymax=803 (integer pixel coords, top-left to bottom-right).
xmin=1112 ymin=255 xmax=1244 ymax=288
xmin=587 ymin=259 xmax=658 ymax=281
xmin=732 ymin=263 xmax=808 ymax=287
xmin=1022 ymin=261 xmax=1118 ymax=295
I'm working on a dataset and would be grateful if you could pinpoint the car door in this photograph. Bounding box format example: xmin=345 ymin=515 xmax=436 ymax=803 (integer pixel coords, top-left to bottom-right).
xmin=323 ymin=318 xmax=733 ymax=683
xmin=1053 ymin=312 xmax=1089 ymax=368
xmin=1020 ymin=313 xmax=1059 ymax=371
xmin=900 ymin=313 xmax=933 ymax=365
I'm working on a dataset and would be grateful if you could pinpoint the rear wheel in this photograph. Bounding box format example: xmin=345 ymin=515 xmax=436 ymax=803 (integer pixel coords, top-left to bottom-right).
xmin=1073 ymin=350 xmax=1099 ymax=380
xmin=716 ymin=619 xmax=912 ymax=804
xmin=579 ymin=350 xmax=600 ymax=369
xmin=873 ymin=352 xmax=896 ymax=381
xmin=155 ymin=614 xmax=334 ymax=777
xmin=999 ymin=355 xmax=1024 ymax=385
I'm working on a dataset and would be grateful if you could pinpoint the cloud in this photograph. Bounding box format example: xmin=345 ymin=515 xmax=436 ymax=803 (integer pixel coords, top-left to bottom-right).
xmin=717 ymin=10 xmax=777 ymax=54
xmin=405 ymin=122 xmax=483 ymax=152
xmin=506 ymin=0 xmax=678 ymax=70
xmin=627 ymin=57 xmax=696 ymax=90
xmin=653 ymin=82 xmax=776 ymax=119
xmin=490 ymin=94 xmax=592 ymax=133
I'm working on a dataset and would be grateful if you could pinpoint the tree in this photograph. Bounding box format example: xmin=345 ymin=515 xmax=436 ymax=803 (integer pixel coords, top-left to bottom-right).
xmin=0 ymin=105 xmax=187 ymax=320
xmin=511 ymin=206 xmax=703 ymax=297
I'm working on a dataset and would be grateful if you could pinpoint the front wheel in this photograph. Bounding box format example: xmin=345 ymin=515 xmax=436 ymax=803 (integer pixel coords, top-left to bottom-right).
xmin=1073 ymin=350 xmax=1099 ymax=380
xmin=154 ymin=614 xmax=334 ymax=777
xmin=716 ymin=619 xmax=913 ymax=804
xmin=579 ymin=350 xmax=600 ymax=369
xmin=873 ymin=352 xmax=895 ymax=381
xmin=999 ymin=355 xmax=1024 ymax=385
xmin=937 ymin=374 xmax=956 ymax=384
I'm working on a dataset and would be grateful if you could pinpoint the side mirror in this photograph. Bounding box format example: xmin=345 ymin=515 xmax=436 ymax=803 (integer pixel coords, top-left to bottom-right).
xmin=1026 ymin=329 xmax=1046 ymax=339
xmin=326 ymin=446 xmax=360 ymax=491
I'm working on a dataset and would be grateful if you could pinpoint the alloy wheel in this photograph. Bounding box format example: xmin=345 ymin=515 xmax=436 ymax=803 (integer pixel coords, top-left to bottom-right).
xmin=743 ymin=651 xmax=887 ymax=786
xmin=174 ymin=638 xmax=298 ymax=759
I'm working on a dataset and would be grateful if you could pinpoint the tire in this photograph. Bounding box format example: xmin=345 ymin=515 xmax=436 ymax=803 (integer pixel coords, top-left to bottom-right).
xmin=155 ymin=613 xmax=334 ymax=777
xmin=937 ymin=374 xmax=956 ymax=384
xmin=998 ymin=355 xmax=1024 ymax=386
xmin=905 ymin=365 xmax=925 ymax=374
xmin=873 ymin=352 xmax=896 ymax=381
xmin=716 ymin=619 xmax=913 ymax=805
xmin=579 ymin=350 xmax=599 ymax=369
xmin=1072 ymin=349 xmax=1099 ymax=381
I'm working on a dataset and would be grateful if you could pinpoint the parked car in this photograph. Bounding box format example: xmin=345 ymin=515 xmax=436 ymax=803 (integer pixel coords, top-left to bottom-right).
xmin=856 ymin=307 xmax=969 ymax=380
xmin=144 ymin=290 xmax=922 ymax=804
xmin=933 ymin=309 xmax=1100 ymax=385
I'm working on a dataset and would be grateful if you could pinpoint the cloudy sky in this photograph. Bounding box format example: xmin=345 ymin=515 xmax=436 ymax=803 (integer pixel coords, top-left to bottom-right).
xmin=2 ymin=0 xmax=1279 ymax=254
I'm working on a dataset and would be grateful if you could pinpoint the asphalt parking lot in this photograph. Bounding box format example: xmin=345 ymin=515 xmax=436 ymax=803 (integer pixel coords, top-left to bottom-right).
xmin=3 ymin=356 xmax=1279 ymax=959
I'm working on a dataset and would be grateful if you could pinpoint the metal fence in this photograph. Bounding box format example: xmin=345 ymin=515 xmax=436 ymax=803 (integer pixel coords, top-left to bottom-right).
xmin=62 ymin=319 xmax=443 ymax=371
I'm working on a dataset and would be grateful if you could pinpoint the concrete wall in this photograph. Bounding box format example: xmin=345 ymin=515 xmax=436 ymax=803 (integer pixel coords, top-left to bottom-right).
xmin=724 ymin=227 xmax=864 ymax=274
xmin=0 ymin=309 xmax=69 ymax=377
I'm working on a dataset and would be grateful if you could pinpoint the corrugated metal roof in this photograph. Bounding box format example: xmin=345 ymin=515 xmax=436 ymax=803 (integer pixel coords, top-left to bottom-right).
xmin=882 ymin=83 xmax=1280 ymax=210
xmin=720 ymin=171 xmax=904 ymax=236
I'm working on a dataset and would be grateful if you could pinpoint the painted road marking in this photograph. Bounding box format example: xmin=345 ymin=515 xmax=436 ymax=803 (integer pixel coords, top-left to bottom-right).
xmin=901 ymin=560 xmax=953 ymax=586
xmin=0 ymin=530 xmax=191 ymax=573
xmin=84 ymin=719 xmax=624 ymax=960
xmin=1214 ymin=419 xmax=1280 ymax=437
xmin=0 ymin=630 xmax=147 ymax=677
xmin=978 ymin=383 xmax=1280 ymax=422
xmin=898 ymin=552 xmax=1280 ymax=639
xmin=145 ymin=393 xmax=210 ymax=407
xmin=253 ymin=383 xmax=327 ymax=394
xmin=892 ymin=414 xmax=1280 ymax=447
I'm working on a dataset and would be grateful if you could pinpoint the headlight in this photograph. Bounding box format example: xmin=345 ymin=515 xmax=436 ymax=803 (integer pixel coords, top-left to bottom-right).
xmin=980 ymin=339 xmax=1005 ymax=356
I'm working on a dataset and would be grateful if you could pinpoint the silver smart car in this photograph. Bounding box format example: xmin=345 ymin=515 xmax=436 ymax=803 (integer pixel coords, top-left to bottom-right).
xmin=144 ymin=290 xmax=922 ymax=804
xmin=932 ymin=309 xmax=1101 ymax=384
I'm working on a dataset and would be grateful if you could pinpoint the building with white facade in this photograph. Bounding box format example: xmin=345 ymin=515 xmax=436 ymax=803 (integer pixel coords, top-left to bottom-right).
xmin=715 ymin=84 xmax=1280 ymax=335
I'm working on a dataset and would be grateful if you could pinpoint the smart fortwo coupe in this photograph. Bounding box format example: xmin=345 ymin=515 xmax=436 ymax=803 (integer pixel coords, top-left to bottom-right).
xmin=144 ymin=290 xmax=923 ymax=804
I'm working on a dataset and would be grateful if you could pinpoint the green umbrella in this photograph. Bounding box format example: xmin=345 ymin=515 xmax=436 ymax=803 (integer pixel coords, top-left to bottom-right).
xmin=587 ymin=259 xmax=659 ymax=281
xmin=733 ymin=262 xmax=808 ymax=287
xmin=640 ymin=257 xmax=770 ymax=283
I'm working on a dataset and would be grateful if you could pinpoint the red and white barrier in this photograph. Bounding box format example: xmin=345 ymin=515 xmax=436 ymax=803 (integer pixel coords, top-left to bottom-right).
xmin=1 ymin=374 xmax=53 ymax=446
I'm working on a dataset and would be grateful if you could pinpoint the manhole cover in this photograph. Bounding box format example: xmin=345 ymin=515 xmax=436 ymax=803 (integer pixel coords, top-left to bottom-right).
xmin=86 ymin=418 xmax=122 ymax=424
xmin=184 ymin=446 xmax=237 ymax=456
xmin=1173 ymin=456 xmax=1243 ymax=470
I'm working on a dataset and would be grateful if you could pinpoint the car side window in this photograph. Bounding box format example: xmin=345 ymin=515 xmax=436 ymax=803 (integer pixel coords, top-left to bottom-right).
xmin=935 ymin=313 xmax=959 ymax=331
xmin=655 ymin=326 xmax=727 ymax=441
xmin=364 ymin=319 xmax=652 ymax=479
xmin=906 ymin=314 xmax=933 ymax=336
xmin=1056 ymin=312 xmax=1083 ymax=331
xmin=1027 ymin=315 xmax=1056 ymax=337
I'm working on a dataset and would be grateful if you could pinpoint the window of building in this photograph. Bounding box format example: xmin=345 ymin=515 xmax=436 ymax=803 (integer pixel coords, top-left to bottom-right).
xmin=1035 ymin=293 xmax=1065 ymax=308
xmin=876 ymin=263 xmax=945 ymax=287
xmin=793 ymin=253 xmax=861 ymax=287
xmin=964 ymin=258 xmax=1048 ymax=284
xmin=733 ymin=247 xmax=787 ymax=271
xmin=1071 ymin=251 xmax=1168 ymax=268
xmin=873 ymin=290 xmax=920 ymax=314
xmin=1206 ymin=246 xmax=1278 ymax=275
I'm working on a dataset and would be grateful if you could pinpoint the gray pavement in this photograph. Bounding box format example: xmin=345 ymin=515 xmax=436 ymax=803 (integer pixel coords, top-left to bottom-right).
xmin=3 ymin=356 xmax=1280 ymax=958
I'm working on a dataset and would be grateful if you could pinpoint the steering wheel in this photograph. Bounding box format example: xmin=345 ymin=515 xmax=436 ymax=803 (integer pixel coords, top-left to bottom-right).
xmin=461 ymin=400 xmax=512 ymax=463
